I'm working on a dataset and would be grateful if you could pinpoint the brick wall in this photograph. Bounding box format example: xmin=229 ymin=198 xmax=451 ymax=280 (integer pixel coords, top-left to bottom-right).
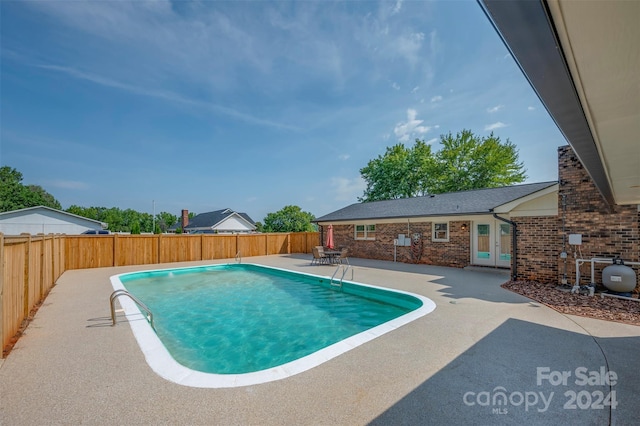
xmin=325 ymin=221 xmax=471 ymax=268
xmin=514 ymin=146 xmax=639 ymax=288
xmin=513 ymin=215 xmax=560 ymax=282
xmin=556 ymin=145 xmax=639 ymax=288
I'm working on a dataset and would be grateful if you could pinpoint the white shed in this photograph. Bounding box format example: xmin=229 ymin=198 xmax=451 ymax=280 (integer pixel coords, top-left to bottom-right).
xmin=0 ymin=206 xmax=107 ymax=235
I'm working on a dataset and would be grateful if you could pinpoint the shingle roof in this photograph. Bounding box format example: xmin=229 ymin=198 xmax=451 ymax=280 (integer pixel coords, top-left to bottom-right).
xmin=315 ymin=181 xmax=557 ymax=222
xmin=185 ymin=208 xmax=255 ymax=229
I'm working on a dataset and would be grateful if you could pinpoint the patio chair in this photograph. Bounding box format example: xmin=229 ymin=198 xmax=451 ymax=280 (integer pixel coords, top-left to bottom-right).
xmin=337 ymin=247 xmax=349 ymax=264
xmin=311 ymin=246 xmax=328 ymax=265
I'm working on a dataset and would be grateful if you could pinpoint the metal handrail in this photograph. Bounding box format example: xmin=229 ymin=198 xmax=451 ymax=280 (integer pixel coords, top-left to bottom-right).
xmin=110 ymin=289 xmax=154 ymax=329
xmin=235 ymin=251 xmax=242 ymax=263
xmin=330 ymin=264 xmax=351 ymax=288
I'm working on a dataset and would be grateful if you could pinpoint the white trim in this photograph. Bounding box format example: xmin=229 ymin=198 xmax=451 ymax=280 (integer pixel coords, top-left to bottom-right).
xmin=354 ymin=224 xmax=376 ymax=240
xmin=432 ymin=222 xmax=449 ymax=242
xmin=110 ymin=263 xmax=435 ymax=388
xmin=493 ymin=183 xmax=559 ymax=213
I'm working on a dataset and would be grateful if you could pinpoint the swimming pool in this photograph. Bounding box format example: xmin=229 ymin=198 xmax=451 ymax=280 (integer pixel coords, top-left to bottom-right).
xmin=111 ymin=263 xmax=435 ymax=388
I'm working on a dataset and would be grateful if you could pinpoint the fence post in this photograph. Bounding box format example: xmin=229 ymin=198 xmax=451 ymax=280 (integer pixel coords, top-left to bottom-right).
xmin=157 ymin=233 xmax=162 ymax=264
xmin=23 ymin=234 xmax=31 ymax=318
xmin=40 ymin=235 xmax=45 ymax=300
xmin=113 ymin=234 xmax=118 ymax=267
xmin=0 ymin=233 xmax=4 ymax=357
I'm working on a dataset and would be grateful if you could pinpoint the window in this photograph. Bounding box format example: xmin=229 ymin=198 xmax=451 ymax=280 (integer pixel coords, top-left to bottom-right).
xmin=433 ymin=222 xmax=449 ymax=242
xmin=355 ymin=224 xmax=376 ymax=240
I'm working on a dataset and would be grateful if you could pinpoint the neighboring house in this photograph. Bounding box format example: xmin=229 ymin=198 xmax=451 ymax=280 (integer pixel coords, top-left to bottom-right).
xmin=170 ymin=208 xmax=256 ymax=234
xmin=0 ymin=206 xmax=107 ymax=235
xmin=315 ymin=181 xmax=558 ymax=271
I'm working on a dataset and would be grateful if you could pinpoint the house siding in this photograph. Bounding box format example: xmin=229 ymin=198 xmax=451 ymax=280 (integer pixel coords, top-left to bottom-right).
xmin=553 ymin=146 xmax=640 ymax=288
xmin=514 ymin=146 xmax=639 ymax=289
xmin=326 ymin=221 xmax=471 ymax=268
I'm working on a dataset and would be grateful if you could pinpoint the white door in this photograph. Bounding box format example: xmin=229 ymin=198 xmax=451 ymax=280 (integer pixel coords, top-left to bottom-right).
xmin=496 ymin=223 xmax=512 ymax=268
xmin=473 ymin=222 xmax=494 ymax=266
xmin=473 ymin=221 xmax=512 ymax=268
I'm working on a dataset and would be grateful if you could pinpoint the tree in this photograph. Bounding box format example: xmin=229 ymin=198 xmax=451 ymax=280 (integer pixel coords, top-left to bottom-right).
xmin=359 ymin=140 xmax=435 ymax=202
xmin=262 ymin=205 xmax=316 ymax=233
xmin=358 ymin=130 xmax=526 ymax=201
xmin=429 ymin=130 xmax=526 ymax=193
xmin=0 ymin=166 xmax=62 ymax=212
xmin=66 ymin=205 xmax=177 ymax=233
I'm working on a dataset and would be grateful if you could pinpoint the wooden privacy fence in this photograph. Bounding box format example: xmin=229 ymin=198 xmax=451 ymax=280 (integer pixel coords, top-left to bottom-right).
xmin=1 ymin=234 xmax=65 ymax=356
xmin=64 ymin=232 xmax=318 ymax=269
xmin=1 ymin=231 xmax=318 ymax=356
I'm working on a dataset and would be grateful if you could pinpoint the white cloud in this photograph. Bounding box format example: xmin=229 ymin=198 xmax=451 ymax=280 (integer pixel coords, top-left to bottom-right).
xmin=338 ymin=154 xmax=350 ymax=161
xmin=430 ymin=95 xmax=442 ymax=103
xmin=487 ymin=104 xmax=503 ymax=113
xmin=391 ymin=0 xmax=404 ymax=15
xmin=528 ymin=106 xmax=536 ymax=111
xmin=394 ymin=108 xmax=431 ymax=142
xmin=411 ymin=86 xmax=419 ymax=93
xmin=39 ymin=64 xmax=298 ymax=130
xmin=391 ymin=82 xmax=400 ymax=90
xmin=484 ymin=122 xmax=507 ymax=131
xmin=426 ymin=137 xmax=438 ymax=145
xmin=331 ymin=176 xmax=366 ymax=201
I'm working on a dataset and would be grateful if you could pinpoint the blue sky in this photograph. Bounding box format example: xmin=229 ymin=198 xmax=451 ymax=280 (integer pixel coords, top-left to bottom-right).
xmin=1 ymin=0 xmax=565 ymax=223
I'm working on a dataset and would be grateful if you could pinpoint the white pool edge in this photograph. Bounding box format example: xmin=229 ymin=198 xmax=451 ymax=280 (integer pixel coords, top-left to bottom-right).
xmin=110 ymin=263 xmax=436 ymax=388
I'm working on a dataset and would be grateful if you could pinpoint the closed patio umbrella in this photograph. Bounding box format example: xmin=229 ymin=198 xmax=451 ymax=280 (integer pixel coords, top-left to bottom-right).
xmin=326 ymin=224 xmax=334 ymax=249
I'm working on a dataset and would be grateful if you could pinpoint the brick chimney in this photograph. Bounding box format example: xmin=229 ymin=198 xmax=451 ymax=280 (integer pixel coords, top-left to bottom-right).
xmin=181 ymin=209 xmax=189 ymax=229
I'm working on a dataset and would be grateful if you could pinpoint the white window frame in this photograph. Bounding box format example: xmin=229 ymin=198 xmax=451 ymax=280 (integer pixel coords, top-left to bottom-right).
xmin=432 ymin=222 xmax=449 ymax=242
xmin=355 ymin=224 xmax=376 ymax=240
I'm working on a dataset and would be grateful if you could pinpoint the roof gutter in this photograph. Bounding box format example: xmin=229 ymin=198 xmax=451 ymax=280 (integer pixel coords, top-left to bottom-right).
xmin=492 ymin=213 xmax=517 ymax=281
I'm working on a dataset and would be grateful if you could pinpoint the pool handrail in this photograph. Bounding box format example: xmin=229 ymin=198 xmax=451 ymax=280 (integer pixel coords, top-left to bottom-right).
xmin=110 ymin=289 xmax=155 ymax=329
xmin=330 ymin=264 xmax=352 ymax=288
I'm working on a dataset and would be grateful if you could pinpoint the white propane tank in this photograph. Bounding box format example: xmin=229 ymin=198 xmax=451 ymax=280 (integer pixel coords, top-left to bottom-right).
xmin=602 ymin=258 xmax=636 ymax=293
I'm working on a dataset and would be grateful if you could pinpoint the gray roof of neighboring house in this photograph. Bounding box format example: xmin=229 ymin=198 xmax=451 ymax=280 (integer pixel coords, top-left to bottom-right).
xmin=315 ymin=181 xmax=558 ymax=222
xmin=184 ymin=208 xmax=255 ymax=230
xmin=0 ymin=205 xmax=107 ymax=227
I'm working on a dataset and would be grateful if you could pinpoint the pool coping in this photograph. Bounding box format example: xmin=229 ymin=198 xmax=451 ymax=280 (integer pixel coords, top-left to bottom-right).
xmin=110 ymin=262 xmax=436 ymax=388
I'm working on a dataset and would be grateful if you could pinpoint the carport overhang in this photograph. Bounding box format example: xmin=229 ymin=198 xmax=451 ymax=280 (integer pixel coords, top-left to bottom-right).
xmin=479 ymin=0 xmax=640 ymax=206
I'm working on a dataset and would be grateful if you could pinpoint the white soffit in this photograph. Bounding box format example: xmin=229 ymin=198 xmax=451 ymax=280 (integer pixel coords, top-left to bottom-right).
xmin=547 ymin=0 xmax=640 ymax=204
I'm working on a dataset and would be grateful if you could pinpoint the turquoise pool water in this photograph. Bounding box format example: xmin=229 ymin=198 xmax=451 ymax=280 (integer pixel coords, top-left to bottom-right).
xmin=120 ymin=264 xmax=421 ymax=375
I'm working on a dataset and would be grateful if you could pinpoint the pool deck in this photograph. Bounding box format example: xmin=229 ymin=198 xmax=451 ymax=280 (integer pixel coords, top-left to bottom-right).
xmin=1 ymin=255 xmax=639 ymax=425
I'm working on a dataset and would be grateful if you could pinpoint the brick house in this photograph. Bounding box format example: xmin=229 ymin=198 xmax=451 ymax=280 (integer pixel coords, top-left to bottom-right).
xmin=316 ymin=145 xmax=639 ymax=291
xmin=316 ymin=2 xmax=639 ymax=289
xmin=479 ymin=0 xmax=639 ymax=289
xmin=315 ymin=180 xmax=558 ymax=277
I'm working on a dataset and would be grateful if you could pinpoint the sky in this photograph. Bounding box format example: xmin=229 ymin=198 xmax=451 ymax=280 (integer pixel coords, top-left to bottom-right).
xmin=0 ymin=0 xmax=566 ymax=223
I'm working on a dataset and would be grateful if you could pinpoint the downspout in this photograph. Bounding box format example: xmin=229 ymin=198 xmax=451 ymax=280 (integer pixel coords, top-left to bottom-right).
xmin=492 ymin=212 xmax=518 ymax=281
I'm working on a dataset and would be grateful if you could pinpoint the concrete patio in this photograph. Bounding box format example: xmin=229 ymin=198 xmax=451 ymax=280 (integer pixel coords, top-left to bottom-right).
xmin=1 ymin=255 xmax=638 ymax=425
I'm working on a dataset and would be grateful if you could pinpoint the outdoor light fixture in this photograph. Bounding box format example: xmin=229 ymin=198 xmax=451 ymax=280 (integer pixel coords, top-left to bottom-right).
xmin=461 ymin=223 xmax=468 ymax=231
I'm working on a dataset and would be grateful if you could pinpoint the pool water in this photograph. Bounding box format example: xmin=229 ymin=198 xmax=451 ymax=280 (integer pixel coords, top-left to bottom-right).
xmin=112 ymin=263 xmax=435 ymax=387
xmin=121 ymin=264 xmax=416 ymax=374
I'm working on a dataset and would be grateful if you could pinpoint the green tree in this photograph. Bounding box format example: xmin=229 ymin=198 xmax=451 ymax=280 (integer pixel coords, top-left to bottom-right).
xmin=130 ymin=220 xmax=141 ymax=234
xmin=262 ymin=205 xmax=315 ymax=233
xmin=359 ymin=130 xmax=526 ymax=201
xmin=155 ymin=212 xmax=177 ymax=233
xmin=0 ymin=166 xmax=62 ymax=211
xmin=430 ymin=130 xmax=526 ymax=193
xmin=359 ymin=140 xmax=435 ymax=202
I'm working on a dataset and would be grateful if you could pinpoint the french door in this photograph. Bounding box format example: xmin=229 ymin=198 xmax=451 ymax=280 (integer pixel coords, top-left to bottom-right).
xmin=473 ymin=221 xmax=511 ymax=268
